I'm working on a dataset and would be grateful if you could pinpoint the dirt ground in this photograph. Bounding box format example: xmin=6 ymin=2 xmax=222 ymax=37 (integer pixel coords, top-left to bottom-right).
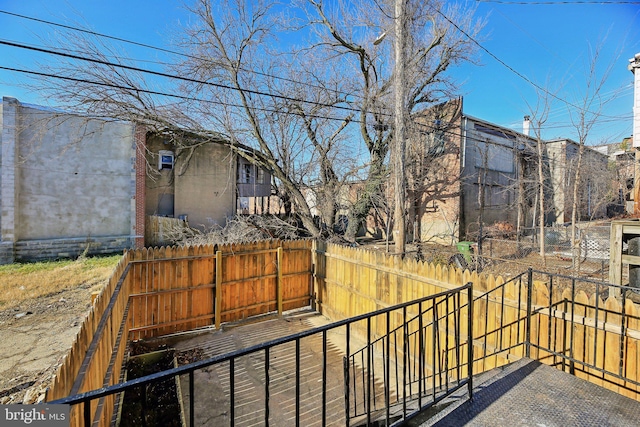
xmin=0 ymin=280 xmax=105 ymax=404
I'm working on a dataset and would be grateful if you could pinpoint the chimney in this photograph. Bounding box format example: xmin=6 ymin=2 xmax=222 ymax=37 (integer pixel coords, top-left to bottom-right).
xmin=523 ymin=115 xmax=531 ymax=136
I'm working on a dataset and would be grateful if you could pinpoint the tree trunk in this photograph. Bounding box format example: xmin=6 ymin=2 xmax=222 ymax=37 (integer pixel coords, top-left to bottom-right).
xmin=537 ymin=138 xmax=546 ymax=265
xmin=571 ymin=145 xmax=585 ymax=271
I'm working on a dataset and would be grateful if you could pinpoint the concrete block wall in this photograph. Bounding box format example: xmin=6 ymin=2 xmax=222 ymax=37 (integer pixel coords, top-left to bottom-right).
xmin=0 ymin=242 xmax=14 ymax=264
xmin=13 ymin=236 xmax=130 ymax=262
xmin=1 ymin=97 xmax=140 ymax=264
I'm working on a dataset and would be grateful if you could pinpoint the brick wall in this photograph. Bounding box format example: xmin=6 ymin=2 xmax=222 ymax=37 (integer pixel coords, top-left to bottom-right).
xmin=133 ymin=126 xmax=147 ymax=248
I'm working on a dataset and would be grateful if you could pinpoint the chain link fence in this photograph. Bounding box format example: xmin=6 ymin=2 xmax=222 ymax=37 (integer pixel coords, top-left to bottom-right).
xmin=407 ymin=223 xmax=613 ymax=282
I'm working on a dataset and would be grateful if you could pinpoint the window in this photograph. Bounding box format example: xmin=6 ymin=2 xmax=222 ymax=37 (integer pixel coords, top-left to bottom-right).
xmin=426 ymin=131 xmax=445 ymax=157
xmin=158 ymin=150 xmax=174 ymax=170
xmin=241 ymin=164 xmax=252 ymax=184
xmin=257 ymin=167 xmax=265 ymax=184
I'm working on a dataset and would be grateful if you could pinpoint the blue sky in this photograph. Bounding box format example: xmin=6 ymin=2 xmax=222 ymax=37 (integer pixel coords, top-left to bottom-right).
xmin=1 ymin=0 xmax=639 ymax=145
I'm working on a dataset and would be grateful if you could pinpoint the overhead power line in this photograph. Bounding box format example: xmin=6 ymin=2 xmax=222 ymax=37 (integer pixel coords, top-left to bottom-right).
xmin=0 ymin=9 xmax=359 ymax=100
xmin=0 ymin=38 xmax=369 ymax=118
xmin=431 ymin=4 xmax=626 ymax=121
xmin=0 ymin=65 xmax=359 ymax=125
xmin=1 ymin=9 xmax=629 ymax=138
xmin=477 ymin=0 xmax=640 ymax=4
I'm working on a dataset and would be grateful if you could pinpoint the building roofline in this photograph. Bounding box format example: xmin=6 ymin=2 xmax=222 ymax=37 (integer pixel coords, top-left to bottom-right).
xmin=462 ymin=113 xmax=538 ymax=143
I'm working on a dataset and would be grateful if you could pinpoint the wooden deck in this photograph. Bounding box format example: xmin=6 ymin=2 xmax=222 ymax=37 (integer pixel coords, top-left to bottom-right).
xmin=167 ymin=311 xmax=350 ymax=427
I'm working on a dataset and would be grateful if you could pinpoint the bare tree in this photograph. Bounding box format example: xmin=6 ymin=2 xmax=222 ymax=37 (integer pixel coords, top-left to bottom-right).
xmin=525 ymin=89 xmax=554 ymax=264
xmin=406 ymin=99 xmax=464 ymax=245
xmin=301 ymin=0 xmax=483 ymax=245
xmin=566 ymin=44 xmax=619 ymax=270
xmin=30 ymin=0 xmax=483 ymax=243
xmin=33 ymin=0 xmax=356 ymax=237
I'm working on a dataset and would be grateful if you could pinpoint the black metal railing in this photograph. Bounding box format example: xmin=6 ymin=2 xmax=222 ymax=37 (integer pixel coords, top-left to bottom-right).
xmin=50 ymin=284 xmax=473 ymax=427
xmin=526 ymin=269 xmax=640 ymax=394
xmin=344 ymin=284 xmax=473 ymax=426
xmin=473 ymin=270 xmax=530 ymax=364
xmin=466 ymin=267 xmax=640 ymax=398
xmin=51 ymin=266 xmax=640 ymax=427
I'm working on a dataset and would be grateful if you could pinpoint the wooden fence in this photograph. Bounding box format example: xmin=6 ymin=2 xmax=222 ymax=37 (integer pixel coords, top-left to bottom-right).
xmin=45 ymin=251 xmax=134 ymax=427
xmin=46 ymin=239 xmax=313 ymax=427
xmin=314 ymin=241 xmax=640 ymax=401
xmin=47 ymin=239 xmax=640 ymax=426
xmin=144 ymin=215 xmax=191 ymax=247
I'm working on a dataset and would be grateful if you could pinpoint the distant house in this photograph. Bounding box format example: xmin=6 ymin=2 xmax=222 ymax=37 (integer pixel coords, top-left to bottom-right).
xmin=0 ymin=97 xmax=271 ymax=264
xmin=407 ymin=98 xmax=614 ymax=245
xmin=593 ymin=137 xmax=635 ymax=215
xmin=407 ymin=98 xmax=538 ymax=244
xmin=546 ymin=138 xmax=611 ymax=223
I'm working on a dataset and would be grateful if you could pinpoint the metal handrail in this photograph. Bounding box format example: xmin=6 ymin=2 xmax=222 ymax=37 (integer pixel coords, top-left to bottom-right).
xmin=51 ymin=284 xmax=472 ymax=427
xmin=344 ymin=284 xmax=473 ymax=426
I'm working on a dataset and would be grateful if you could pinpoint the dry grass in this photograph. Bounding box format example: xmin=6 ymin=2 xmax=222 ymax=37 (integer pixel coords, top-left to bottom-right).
xmin=0 ymin=255 xmax=122 ymax=309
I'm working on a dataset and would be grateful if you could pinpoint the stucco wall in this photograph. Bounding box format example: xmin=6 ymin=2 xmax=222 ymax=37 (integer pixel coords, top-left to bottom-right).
xmin=175 ymin=143 xmax=236 ymax=229
xmin=13 ymin=103 xmax=135 ymax=240
xmin=546 ymin=140 xmax=566 ymax=223
xmin=144 ymin=134 xmax=175 ymax=217
xmin=546 ymin=139 xmax=610 ymax=224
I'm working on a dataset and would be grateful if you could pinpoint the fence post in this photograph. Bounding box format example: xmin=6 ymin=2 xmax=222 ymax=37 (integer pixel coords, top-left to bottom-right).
xmin=526 ymin=267 xmax=533 ymax=358
xmin=215 ymin=250 xmax=222 ymax=329
xmin=467 ymin=283 xmax=474 ymax=399
xmin=277 ymin=246 xmax=283 ymax=316
xmin=311 ymin=239 xmax=317 ymax=312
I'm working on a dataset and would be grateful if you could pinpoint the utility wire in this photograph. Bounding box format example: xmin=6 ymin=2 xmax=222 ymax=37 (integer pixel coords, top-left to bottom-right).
xmin=0 ymin=9 xmax=359 ymax=100
xmin=2 ymin=15 xmax=629 ymax=141
xmin=477 ymin=0 xmax=640 ymax=4
xmin=3 ymin=9 xmax=627 ymax=130
xmin=5 ymin=63 xmax=629 ymax=148
xmin=0 ymin=38 xmax=367 ymax=117
xmin=0 ymin=65 xmax=359 ymax=125
xmin=431 ymin=4 xmax=625 ymax=121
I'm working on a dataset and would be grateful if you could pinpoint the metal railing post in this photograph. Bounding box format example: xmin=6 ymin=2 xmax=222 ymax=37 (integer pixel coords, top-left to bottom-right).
xmin=190 ymin=371 xmax=195 ymax=427
xmin=343 ymin=356 xmax=350 ymax=426
xmin=322 ymin=331 xmax=327 ymax=427
xmin=295 ymin=338 xmax=300 ymax=427
xmin=84 ymin=400 xmax=91 ymax=427
xmin=343 ymin=324 xmax=350 ymax=426
xmin=526 ymin=268 xmax=533 ymax=358
xmin=265 ymin=348 xmax=270 ymax=427
xmin=229 ymin=360 xmax=234 ymax=427
xmin=367 ymin=317 xmax=372 ymax=425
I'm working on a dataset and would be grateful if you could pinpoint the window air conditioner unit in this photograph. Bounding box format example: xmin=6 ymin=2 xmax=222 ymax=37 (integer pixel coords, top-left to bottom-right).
xmin=158 ymin=150 xmax=174 ymax=170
